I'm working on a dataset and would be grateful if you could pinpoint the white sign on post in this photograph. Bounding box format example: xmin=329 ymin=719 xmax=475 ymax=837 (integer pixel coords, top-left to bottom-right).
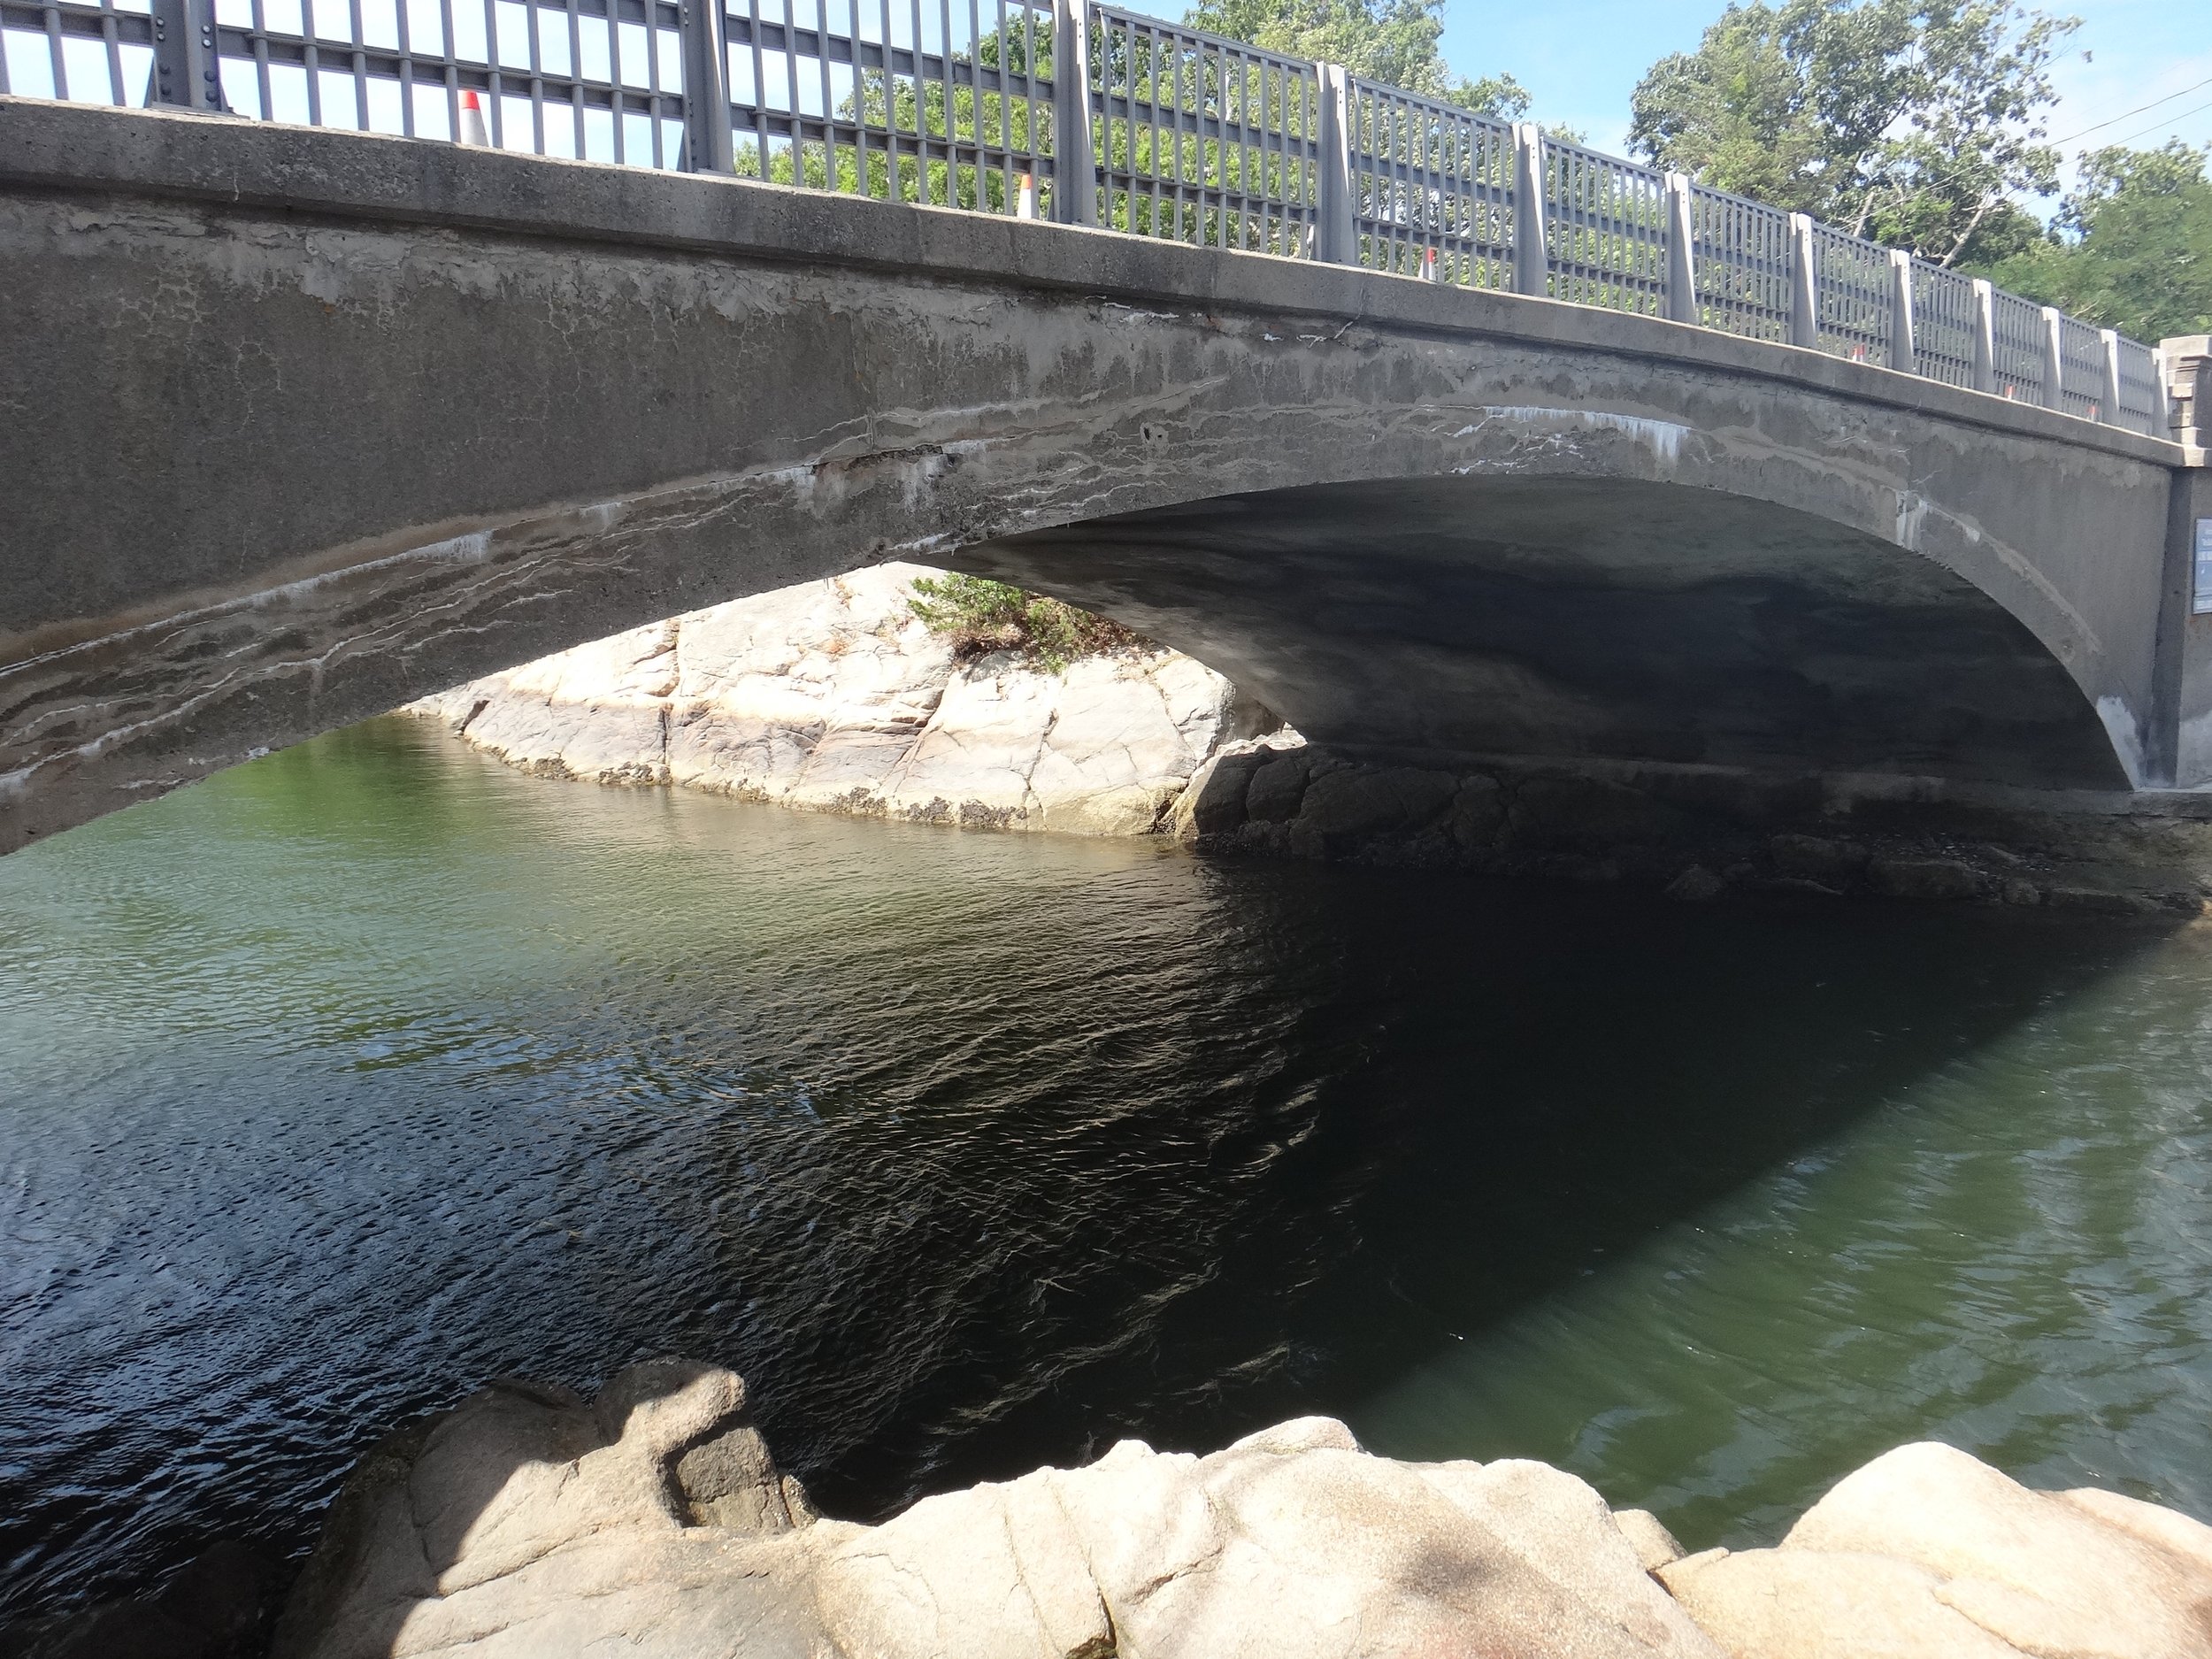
xmin=2197 ymin=519 xmax=2212 ymax=616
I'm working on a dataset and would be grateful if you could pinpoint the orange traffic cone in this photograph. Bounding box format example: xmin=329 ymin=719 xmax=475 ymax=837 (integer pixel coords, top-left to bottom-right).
xmin=458 ymin=88 xmax=489 ymax=148
xmin=1423 ymin=246 xmax=1441 ymax=282
xmin=1016 ymin=172 xmax=1037 ymax=219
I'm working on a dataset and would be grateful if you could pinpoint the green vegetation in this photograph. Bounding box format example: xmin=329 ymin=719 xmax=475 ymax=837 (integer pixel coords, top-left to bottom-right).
xmin=1970 ymin=142 xmax=2212 ymax=342
xmin=732 ymin=20 xmax=1051 ymax=215
xmin=906 ymin=573 xmax=1145 ymax=672
xmin=734 ymin=0 xmax=1527 ymax=244
xmin=1182 ymin=0 xmax=1526 ymax=116
xmin=1628 ymin=0 xmax=2076 ymax=266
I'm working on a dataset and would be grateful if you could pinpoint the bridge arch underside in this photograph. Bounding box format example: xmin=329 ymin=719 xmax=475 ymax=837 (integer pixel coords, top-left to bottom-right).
xmin=957 ymin=474 xmax=2131 ymax=794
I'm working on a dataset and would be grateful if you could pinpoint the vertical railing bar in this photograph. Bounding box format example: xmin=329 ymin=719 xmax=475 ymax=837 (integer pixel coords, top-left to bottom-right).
xmin=826 ymin=0 xmax=843 ymax=193
xmin=252 ymin=0 xmax=275 ymax=124
xmin=43 ymin=0 xmax=66 ymax=102
xmin=1177 ymin=32 xmax=1194 ymax=241
xmin=1150 ymin=17 xmax=1162 ymax=234
xmin=936 ymin=0 xmax=952 ymax=204
xmin=964 ymin=0 xmax=982 ymax=209
xmin=102 ymin=4 xmax=124 ymax=107
xmin=394 ymin=0 xmax=415 ymax=135
xmin=483 ymin=0 xmax=504 ymax=152
xmin=435 ymin=0 xmax=457 ymax=147
xmin=521 ymin=0 xmax=542 ymax=151
xmin=898 ymin=0 xmax=914 ymax=177
xmin=749 ymin=0 xmax=767 ymax=179
xmin=348 ymin=0 xmax=366 ymax=128
xmin=783 ymin=0 xmax=801 ymax=180
xmin=565 ymin=0 xmax=583 ymax=156
xmin=303 ymin=18 xmax=322 ymax=123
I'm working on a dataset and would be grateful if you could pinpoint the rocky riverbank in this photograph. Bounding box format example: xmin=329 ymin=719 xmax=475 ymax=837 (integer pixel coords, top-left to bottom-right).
xmin=409 ymin=565 xmax=2212 ymax=910
xmin=1172 ymin=736 xmax=2212 ymax=914
xmin=247 ymin=1356 xmax=2212 ymax=1659
xmin=404 ymin=564 xmax=1272 ymax=839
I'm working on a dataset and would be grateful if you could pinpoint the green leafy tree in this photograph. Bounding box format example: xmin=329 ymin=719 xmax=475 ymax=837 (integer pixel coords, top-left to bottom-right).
xmin=1182 ymin=0 xmax=1526 ymax=115
xmin=1973 ymin=142 xmax=2212 ymax=342
xmin=1629 ymin=0 xmax=2076 ymax=265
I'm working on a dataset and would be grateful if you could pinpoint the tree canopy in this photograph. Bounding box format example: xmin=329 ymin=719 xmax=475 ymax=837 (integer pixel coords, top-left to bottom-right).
xmin=1971 ymin=142 xmax=2212 ymax=342
xmin=1183 ymin=0 xmax=1528 ymax=117
xmin=1627 ymin=0 xmax=2076 ymax=265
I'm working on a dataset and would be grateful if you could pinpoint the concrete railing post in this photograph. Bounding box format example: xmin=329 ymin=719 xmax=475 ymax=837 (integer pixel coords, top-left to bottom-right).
xmin=1511 ymin=122 xmax=1548 ymax=297
xmin=1886 ymin=248 xmax=1916 ymax=373
xmin=1787 ymin=212 xmax=1817 ymax=349
xmin=2098 ymin=327 xmax=2123 ymax=426
xmin=1315 ymin=63 xmax=1357 ymax=265
xmin=149 ymin=0 xmax=226 ymax=111
xmin=2039 ymin=305 xmax=2066 ymax=411
xmin=1663 ymin=172 xmax=1698 ymax=325
xmin=1051 ymin=0 xmax=1096 ymax=227
xmin=2166 ymin=336 xmax=2212 ymax=447
xmin=677 ymin=0 xmax=732 ymax=173
xmin=1970 ymin=277 xmax=1997 ymax=393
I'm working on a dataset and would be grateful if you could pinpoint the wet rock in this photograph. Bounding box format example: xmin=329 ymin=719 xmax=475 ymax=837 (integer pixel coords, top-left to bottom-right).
xmin=1449 ymin=775 xmax=1507 ymax=847
xmin=1509 ymin=775 xmax=1686 ymax=849
xmin=1749 ymin=875 xmax=1843 ymax=899
xmin=1614 ymin=1509 xmax=1687 ymax=1573
xmin=1245 ymin=750 xmax=1317 ymax=823
xmin=1665 ymin=865 xmax=1727 ymax=902
xmin=2042 ymin=885 xmax=2163 ymax=916
xmin=1866 ymin=856 xmax=1987 ymax=901
xmin=1171 ymin=746 xmax=1271 ymax=839
xmin=1291 ymin=764 xmax=1458 ymax=847
xmin=1768 ymin=833 xmax=1868 ymax=883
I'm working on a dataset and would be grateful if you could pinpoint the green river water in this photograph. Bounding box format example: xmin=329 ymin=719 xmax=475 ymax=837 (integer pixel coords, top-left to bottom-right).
xmin=3 ymin=714 xmax=2208 ymax=1618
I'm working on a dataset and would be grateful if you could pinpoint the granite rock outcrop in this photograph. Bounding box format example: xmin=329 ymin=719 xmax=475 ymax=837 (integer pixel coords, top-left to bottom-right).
xmin=270 ymin=1359 xmax=2212 ymax=1659
xmin=269 ymin=1358 xmax=1722 ymax=1659
xmin=406 ymin=564 xmax=1270 ymax=838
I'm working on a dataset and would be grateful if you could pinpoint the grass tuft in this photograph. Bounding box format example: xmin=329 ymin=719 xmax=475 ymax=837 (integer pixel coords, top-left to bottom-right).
xmin=906 ymin=573 xmax=1147 ymax=673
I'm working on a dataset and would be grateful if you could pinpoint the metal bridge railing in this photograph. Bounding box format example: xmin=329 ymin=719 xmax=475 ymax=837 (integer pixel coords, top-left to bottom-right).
xmin=1340 ymin=76 xmax=1511 ymax=288
xmin=1683 ymin=182 xmax=1790 ymax=344
xmin=2 ymin=0 xmax=2177 ymax=436
xmin=1085 ymin=4 xmax=1316 ymax=255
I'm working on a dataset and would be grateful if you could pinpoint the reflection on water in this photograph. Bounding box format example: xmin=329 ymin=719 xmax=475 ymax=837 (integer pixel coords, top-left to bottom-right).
xmin=2 ymin=716 xmax=2208 ymax=1618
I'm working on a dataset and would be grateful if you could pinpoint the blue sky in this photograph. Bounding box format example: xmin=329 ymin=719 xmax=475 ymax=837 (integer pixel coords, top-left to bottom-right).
xmin=1441 ymin=0 xmax=2212 ymax=196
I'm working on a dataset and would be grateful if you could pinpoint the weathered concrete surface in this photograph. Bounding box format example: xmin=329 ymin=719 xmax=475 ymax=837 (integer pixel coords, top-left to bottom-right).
xmin=0 ymin=96 xmax=2197 ymax=853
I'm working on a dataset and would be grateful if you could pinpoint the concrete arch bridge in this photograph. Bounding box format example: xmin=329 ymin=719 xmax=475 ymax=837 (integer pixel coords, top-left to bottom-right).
xmin=4 ymin=97 xmax=2209 ymax=855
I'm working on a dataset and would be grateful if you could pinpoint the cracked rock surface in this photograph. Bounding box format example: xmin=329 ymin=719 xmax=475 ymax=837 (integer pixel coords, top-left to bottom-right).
xmin=405 ymin=564 xmax=1268 ymax=838
xmin=271 ymin=1360 xmax=1722 ymax=1659
xmin=272 ymin=1361 xmax=2212 ymax=1659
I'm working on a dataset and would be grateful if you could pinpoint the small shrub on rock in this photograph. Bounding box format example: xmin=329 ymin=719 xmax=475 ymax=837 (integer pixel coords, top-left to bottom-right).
xmin=907 ymin=573 xmax=1145 ymax=672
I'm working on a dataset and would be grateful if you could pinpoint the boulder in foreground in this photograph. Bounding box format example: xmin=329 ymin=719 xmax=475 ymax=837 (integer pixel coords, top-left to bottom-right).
xmin=273 ymin=1360 xmax=2212 ymax=1659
